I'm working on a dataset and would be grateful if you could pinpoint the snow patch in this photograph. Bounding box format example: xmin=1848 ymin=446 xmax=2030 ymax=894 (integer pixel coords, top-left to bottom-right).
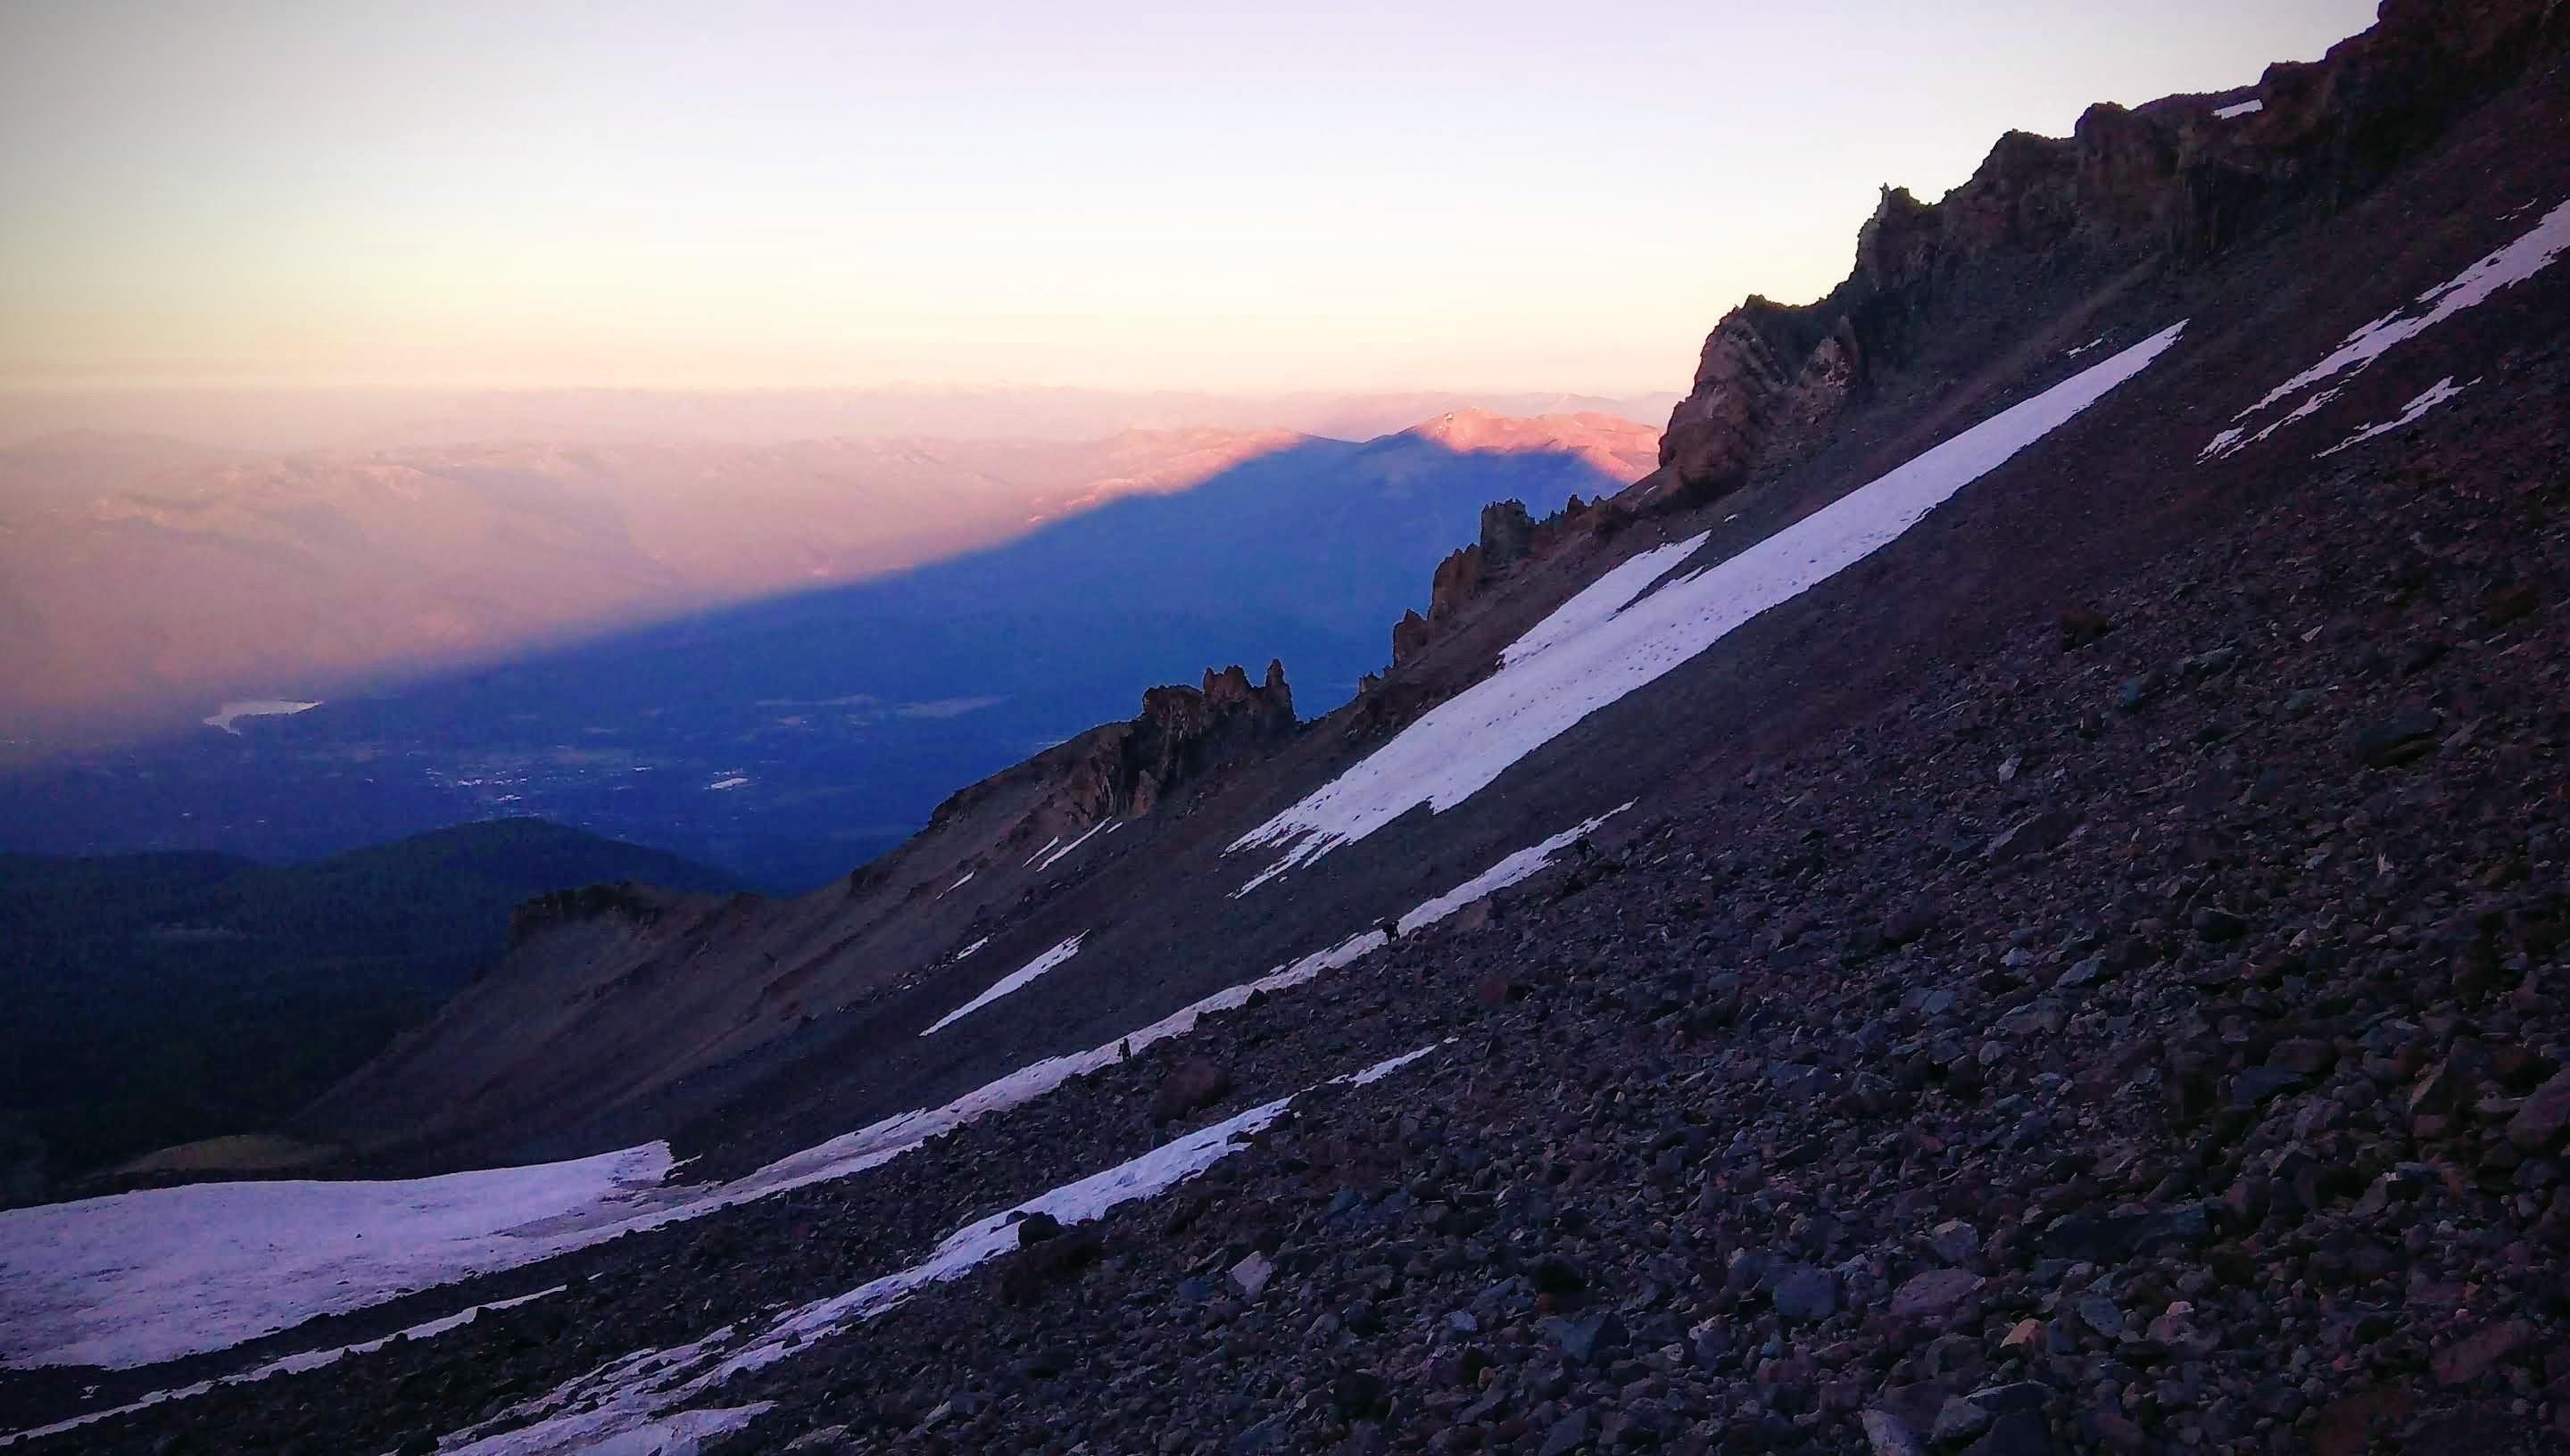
xmin=1332 ymin=1040 xmax=1450 ymax=1087
xmin=944 ymin=871 xmax=975 ymax=894
xmin=1500 ymin=534 xmax=1711 ymax=669
xmin=202 ymin=699 xmax=319 ymax=734
xmin=428 ymin=1045 xmax=1443 ymax=1456
xmin=2200 ymin=385 xmax=2344 ymax=461
xmin=1230 ymin=322 xmax=2189 ymax=889
xmin=2214 ymin=98 xmax=2263 ymax=119
xmin=2206 ymin=197 xmax=2569 ymax=456
xmin=2317 ymin=376 xmax=2476 ymax=458
xmin=952 ymin=936 xmax=989 ymax=961
xmin=1022 ymin=835 xmax=1062 ymax=867
xmin=1396 ymin=804 xmax=1631 ymax=934
xmin=1032 ymin=819 xmax=1108 ymax=872
xmin=0 ymin=1286 xmax=563 ymax=1447
xmin=920 ymin=934 xmax=1084 ymax=1036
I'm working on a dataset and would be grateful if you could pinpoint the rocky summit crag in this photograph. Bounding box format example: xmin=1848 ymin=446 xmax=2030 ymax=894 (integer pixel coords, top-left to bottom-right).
xmin=4 ymin=4 xmax=2570 ymax=1455
xmin=1649 ymin=0 xmax=2566 ymax=510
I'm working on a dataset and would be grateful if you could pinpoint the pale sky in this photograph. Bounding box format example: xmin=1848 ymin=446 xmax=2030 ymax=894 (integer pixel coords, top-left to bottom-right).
xmin=0 ymin=1 xmax=2375 ymax=395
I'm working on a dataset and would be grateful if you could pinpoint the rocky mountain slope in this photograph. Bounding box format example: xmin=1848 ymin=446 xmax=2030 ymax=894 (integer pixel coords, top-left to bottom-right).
xmin=3 ymin=4 xmax=2567 ymax=1453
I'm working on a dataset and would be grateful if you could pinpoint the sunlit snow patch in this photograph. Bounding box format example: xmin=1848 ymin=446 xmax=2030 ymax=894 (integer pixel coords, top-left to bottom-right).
xmin=428 ymin=1045 xmax=1445 ymax=1456
xmin=202 ymin=699 xmax=319 ymax=734
xmin=1499 ymin=534 xmax=1712 ymax=670
xmin=1230 ymin=321 xmax=2188 ymax=890
xmin=0 ymin=1287 xmax=563 ymax=1449
xmin=2317 ymin=376 xmax=2477 ymax=458
xmin=920 ymin=934 xmax=1085 ymax=1036
xmin=2202 ymin=197 xmax=2568 ymax=458
xmin=953 ymin=936 xmax=989 ymax=961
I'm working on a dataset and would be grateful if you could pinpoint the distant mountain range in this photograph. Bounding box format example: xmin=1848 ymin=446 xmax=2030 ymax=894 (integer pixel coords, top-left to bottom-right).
xmin=0 ymin=412 xmax=1657 ymax=889
xmin=0 ymin=818 xmax=738 ymax=1201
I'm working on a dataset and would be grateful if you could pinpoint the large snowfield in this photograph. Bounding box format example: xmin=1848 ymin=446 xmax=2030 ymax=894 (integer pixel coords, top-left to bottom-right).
xmin=0 ymin=1146 xmax=670 ymax=1372
xmin=1228 ymin=321 xmax=2192 ymax=889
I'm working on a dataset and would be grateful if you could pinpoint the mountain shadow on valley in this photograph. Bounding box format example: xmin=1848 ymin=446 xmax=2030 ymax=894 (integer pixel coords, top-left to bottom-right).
xmin=0 ymin=434 xmax=1631 ymax=889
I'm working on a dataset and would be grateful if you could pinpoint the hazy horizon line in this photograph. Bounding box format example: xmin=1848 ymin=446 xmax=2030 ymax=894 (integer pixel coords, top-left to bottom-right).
xmin=0 ymin=379 xmax=1686 ymax=400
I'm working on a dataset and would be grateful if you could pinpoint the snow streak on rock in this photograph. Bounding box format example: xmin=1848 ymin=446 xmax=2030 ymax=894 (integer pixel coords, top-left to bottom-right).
xmin=921 ymin=934 xmax=1086 ymax=1036
xmin=1230 ymin=322 xmax=2190 ymax=890
xmin=2214 ymin=98 xmax=2264 ymax=119
xmin=2206 ymin=196 xmax=2568 ymax=457
xmin=431 ymin=1046 xmax=1447 ymax=1456
xmin=2317 ymin=376 xmax=2477 ymax=457
xmin=0 ymin=1287 xmax=564 ymax=1448
xmin=0 ymin=810 xmax=1619 ymax=1386
xmin=2199 ymin=385 xmax=2345 ymax=461
xmin=1395 ymin=804 xmax=1631 ymax=934
xmin=1033 ymin=819 xmax=1109 ymax=872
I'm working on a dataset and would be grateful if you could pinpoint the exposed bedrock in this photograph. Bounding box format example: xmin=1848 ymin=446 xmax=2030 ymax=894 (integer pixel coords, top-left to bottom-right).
xmin=1651 ymin=0 xmax=2568 ymax=505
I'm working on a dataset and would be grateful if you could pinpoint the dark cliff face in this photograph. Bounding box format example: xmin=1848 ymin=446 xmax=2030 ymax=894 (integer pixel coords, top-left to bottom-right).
xmin=1118 ymin=661 xmax=1297 ymax=817
xmin=1652 ymin=0 xmax=2569 ymax=505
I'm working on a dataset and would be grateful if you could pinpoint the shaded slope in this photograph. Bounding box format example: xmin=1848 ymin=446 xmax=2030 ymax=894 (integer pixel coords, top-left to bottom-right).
xmin=0 ymin=820 xmax=738 ymax=1201
xmin=298 ymin=30 xmax=2570 ymax=1188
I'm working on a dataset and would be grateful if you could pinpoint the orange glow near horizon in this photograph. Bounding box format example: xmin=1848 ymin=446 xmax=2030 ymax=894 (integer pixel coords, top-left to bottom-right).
xmin=0 ymin=2 xmax=2376 ymax=399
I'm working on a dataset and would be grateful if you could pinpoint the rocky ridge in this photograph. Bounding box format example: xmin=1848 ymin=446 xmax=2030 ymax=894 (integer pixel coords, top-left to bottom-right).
xmin=1649 ymin=0 xmax=2568 ymax=508
xmin=301 ymin=660 xmax=1304 ymax=1168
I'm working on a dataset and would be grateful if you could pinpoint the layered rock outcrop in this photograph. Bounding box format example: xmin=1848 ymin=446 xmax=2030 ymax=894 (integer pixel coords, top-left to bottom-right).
xmin=923 ymin=660 xmax=1300 ymax=857
xmin=1394 ymin=496 xmax=1607 ymax=668
xmin=1651 ymin=0 xmax=2569 ymax=504
xmin=1119 ymin=662 xmax=1297 ymax=817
